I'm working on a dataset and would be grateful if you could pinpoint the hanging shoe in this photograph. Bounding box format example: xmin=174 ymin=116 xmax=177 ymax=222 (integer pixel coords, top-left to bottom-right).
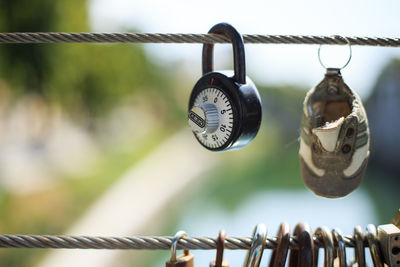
xmin=299 ymin=68 xmax=370 ymax=198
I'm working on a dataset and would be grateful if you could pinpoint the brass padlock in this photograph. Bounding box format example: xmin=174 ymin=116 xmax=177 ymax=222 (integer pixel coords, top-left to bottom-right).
xmin=209 ymin=230 xmax=229 ymax=267
xmin=269 ymin=222 xmax=290 ymax=267
xmin=378 ymin=224 xmax=400 ymax=267
xmin=166 ymin=231 xmax=194 ymax=267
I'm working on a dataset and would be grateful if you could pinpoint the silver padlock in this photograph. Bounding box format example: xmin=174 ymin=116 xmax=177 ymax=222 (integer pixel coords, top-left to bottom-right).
xmin=378 ymin=224 xmax=400 ymax=267
xmin=366 ymin=224 xmax=384 ymax=267
xmin=244 ymin=224 xmax=267 ymax=267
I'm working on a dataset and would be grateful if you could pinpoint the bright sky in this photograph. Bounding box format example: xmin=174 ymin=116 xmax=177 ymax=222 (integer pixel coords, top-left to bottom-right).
xmin=89 ymin=0 xmax=400 ymax=98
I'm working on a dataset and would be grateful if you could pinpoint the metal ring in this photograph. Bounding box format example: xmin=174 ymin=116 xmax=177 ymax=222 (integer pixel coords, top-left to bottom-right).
xmin=244 ymin=224 xmax=267 ymax=267
xmin=353 ymin=226 xmax=366 ymax=267
xmin=315 ymin=226 xmax=334 ymax=267
xmin=289 ymin=222 xmax=314 ymax=267
xmin=170 ymin=230 xmax=186 ymax=262
xmin=332 ymin=228 xmax=347 ymax=267
xmin=269 ymin=222 xmax=290 ymax=267
xmin=318 ymin=36 xmax=352 ymax=70
xmin=366 ymin=224 xmax=384 ymax=267
xmin=215 ymin=229 xmax=226 ymax=267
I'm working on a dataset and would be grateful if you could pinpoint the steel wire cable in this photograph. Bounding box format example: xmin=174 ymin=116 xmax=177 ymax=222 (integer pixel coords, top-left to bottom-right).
xmin=0 ymin=32 xmax=399 ymax=46
xmin=0 ymin=233 xmax=367 ymax=250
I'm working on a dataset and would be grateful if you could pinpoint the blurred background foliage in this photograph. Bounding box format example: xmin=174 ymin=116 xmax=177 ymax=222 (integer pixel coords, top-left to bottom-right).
xmin=0 ymin=1 xmax=177 ymax=265
xmin=0 ymin=0 xmax=175 ymax=119
xmin=0 ymin=0 xmax=399 ymax=266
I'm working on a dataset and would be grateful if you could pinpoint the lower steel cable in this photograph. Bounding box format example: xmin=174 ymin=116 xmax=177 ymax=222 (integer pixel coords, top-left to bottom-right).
xmin=0 ymin=234 xmax=366 ymax=250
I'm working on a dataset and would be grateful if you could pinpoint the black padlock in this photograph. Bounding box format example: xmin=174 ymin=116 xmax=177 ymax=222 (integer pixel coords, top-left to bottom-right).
xmin=188 ymin=22 xmax=262 ymax=151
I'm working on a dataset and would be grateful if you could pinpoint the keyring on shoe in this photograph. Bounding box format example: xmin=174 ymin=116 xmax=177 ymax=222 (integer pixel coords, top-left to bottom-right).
xmin=318 ymin=36 xmax=352 ymax=70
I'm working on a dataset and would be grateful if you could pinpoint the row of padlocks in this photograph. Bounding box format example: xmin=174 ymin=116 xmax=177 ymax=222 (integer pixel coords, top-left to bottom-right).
xmin=165 ymin=215 xmax=400 ymax=267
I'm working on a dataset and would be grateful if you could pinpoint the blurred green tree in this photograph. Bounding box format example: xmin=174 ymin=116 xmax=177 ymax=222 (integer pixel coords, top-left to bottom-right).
xmin=0 ymin=2 xmax=176 ymax=266
xmin=0 ymin=0 xmax=167 ymax=118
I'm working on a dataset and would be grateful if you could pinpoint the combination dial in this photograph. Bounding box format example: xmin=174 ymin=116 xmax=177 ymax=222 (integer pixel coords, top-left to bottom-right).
xmin=188 ymin=87 xmax=234 ymax=150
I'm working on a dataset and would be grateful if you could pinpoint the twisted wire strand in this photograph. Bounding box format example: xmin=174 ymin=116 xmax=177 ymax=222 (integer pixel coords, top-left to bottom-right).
xmin=0 ymin=33 xmax=399 ymax=46
xmin=0 ymin=234 xmax=366 ymax=250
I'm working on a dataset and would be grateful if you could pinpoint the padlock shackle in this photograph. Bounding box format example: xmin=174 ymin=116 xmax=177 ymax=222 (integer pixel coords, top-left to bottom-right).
xmin=202 ymin=23 xmax=246 ymax=84
xmin=244 ymin=224 xmax=267 ymax=267
xmin=170 ymin=231 xmax=187 ymax=262
xmin=216 ymin=229 xmax=226 ymax=267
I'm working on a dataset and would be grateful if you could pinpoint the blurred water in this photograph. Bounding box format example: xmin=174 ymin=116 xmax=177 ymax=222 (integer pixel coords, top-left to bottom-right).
xmin=155 ymin=189 xmax=377 ymax=267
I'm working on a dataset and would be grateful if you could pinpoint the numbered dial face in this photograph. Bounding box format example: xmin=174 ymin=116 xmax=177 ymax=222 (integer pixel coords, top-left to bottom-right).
xmin=189 ymin=87 xmax=234 ymax=150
